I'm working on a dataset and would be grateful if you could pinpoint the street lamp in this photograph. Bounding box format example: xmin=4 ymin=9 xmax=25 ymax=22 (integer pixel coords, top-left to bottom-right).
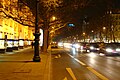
xmin=91 ymin=30 xmax=94 ymax=42
xmin=91 ymin=30 xmax=94 ymax=33
xmin=103 ymin=27 xmax=106 ymax=30
xmin=52 ymin=16 xmax=56 ymax=21
xmin=103 ymin=27 xmax=107 ymax=42
xmin=33 ymin=0 xmax=41 ymax=62
xmin=83 ymin=32 xmax=86 ymax=35
xmin=83 ymin=32 xmax=86 ymax=42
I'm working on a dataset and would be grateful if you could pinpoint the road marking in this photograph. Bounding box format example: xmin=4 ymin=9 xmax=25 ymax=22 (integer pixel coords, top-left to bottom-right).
xmin=58 ymin=54 xmax=61 ymax=58
xmin=63 ymin=77 xmax=68 ymax=80
xmin=67 ymin=53 xmax=74 ymax=58
xmin=74 ymin=58 xmax=86 ymax=66
xmin=54 ymin=56 xmax=59 ymax=58
xmin=67 ymin=53 xmax=108 ymax=80
xmin=67 ymin=53 xmax=86 ymax=66
xmin=66 ymin=68 xmax=77 ymax=80
xmin=87 ymin=67 xmax=109 ymax=80
xmin=54 ymin=54 xmax=61 ymax=59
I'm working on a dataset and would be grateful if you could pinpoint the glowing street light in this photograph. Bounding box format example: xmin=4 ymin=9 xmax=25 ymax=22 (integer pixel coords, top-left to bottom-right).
xmin=52 ymin=16 xmax=56 ymax=21
xmin=103 ymin=27 xmax=106 ymax=30
xmin=83 ymin=32 xmax=86 ymax=35
xmin=91 ymin=30 xmax=94 ymax=32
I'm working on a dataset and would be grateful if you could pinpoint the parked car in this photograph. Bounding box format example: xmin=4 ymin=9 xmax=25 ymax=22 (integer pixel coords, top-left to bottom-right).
xmin=99 ymin=43 xmax=120 ymax=56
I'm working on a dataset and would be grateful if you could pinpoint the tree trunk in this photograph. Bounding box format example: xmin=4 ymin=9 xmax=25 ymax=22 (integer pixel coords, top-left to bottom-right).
xmin=43 ymin=29 xmax=49 ymax=52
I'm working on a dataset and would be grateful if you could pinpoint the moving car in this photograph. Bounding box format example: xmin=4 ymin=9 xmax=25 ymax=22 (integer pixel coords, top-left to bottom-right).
xmin=89 ymin=43 xmax=100 ymax=52
xmin=79 ymin=43 xmax=90 ymax=52
xmin=99 ymin=43 xmax=120 ymax=56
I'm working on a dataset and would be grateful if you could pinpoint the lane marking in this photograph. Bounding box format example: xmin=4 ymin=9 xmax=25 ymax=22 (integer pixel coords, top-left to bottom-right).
xmin=54 ymin=54 xmax=61 ymax=59
xmin=66 ymin=68 xmax=77 ymax=80
xmin=74 ymin=58 xmax=86 ymax=66
xmin=67 ymin=53 xmax=109 ymax=80
xmin=87 ymin=67 xmax=109 ymax=80
xmin=67 ymin=53 xmax=86 ymax=66
xmin=58 ymin=54 xmax=61 ymax=58
xmin=67 ymin=53 xmax=74 ymax=58
xmin=54 ymin=56 xmax=59 ymax=58
xmin=63 ymin=77 xmax=68 ymax=80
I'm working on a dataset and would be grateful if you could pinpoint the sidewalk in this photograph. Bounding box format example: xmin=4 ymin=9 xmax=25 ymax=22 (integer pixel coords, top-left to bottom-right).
xmin=0 ymin=47 xmax=52 ymax=80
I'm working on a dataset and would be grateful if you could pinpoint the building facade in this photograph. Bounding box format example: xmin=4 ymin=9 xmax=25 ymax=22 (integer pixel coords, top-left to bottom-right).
xmin=0 ymin=0 xmax=35 ymax=52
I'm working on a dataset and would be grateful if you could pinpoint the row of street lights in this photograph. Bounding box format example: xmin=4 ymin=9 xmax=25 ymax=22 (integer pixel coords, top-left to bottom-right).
xmin=63 ymin=26 xmax=107 ymax=43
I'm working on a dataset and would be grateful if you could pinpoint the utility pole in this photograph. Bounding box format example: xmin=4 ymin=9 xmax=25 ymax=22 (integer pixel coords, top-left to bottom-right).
xmin=33 ymin=0 xmax=41 ymax=62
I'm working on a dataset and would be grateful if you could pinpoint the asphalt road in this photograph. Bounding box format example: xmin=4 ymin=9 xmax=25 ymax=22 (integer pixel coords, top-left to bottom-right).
xmin=51 ymin=48 xmax=120 ymax=80
xmin=1 ymin=47 xmax=120 ymax=80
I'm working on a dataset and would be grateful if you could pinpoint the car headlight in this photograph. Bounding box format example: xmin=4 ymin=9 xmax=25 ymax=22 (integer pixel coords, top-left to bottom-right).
xmin=106 ymin=48 xmax=113 ymax=52
xmin=80 ymin=46 xmax=84 ymax=50
xmin=116 ymin=48 xmax=120 ymax=52
xmin=97 ymin=48 xmax=100 ymax=50
xmin=73 ymin=44 xmax=80 ymax=48
xmin=90 ymin=46 xmax=94 ymax=50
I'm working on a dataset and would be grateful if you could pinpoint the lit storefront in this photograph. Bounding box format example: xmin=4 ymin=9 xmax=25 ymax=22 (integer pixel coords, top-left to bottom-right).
xmin=13 ymin=22 xmax=19 ymax=50
xmin=0 ymin=0 xmax=34 ymax=53
xmin=0 ymin=15 xmax=34 ymax=53
xmin=0 ymin=18 xmax=6 ymax=53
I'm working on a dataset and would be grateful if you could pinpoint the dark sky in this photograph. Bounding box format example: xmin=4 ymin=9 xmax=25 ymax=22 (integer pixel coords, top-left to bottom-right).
xmin=54 ymin=0 xmax=120 ymax=41
xmin=114 ymin=0 xmax=120 ymax=8
xmin=21 ymin=0 xmax=120 ymax=41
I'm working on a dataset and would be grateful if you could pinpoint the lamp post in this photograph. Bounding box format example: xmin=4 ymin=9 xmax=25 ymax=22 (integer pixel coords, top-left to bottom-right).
xmin=33 ymin=0 xmax=41 ymax=62
xmin=91 ymin=30 xmax=94 ymax=42
xmin=52 ymin=16 xmax=56 ymax=21
xmin=83 ymin=32 xmax=86 ymax=42
xmin=103 ymin=27 xmax=107 ymax=42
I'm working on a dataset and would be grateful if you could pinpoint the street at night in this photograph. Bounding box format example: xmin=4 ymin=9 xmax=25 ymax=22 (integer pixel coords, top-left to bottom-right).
xmin=51 ymin=47 xmax=120 ymax=80
xmin=0 ymin=0 xmax=120 ymax=80
xmin=0 ymin=46 xmax=120 ymax=80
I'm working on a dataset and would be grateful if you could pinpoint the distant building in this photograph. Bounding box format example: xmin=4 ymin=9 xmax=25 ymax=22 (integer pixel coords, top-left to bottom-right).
xmin=111 ymin=9 xmax=120 ymax=42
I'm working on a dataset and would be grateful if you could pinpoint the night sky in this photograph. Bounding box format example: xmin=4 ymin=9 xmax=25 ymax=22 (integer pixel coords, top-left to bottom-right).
xmin=21 ymin=0 xmax=120 ymax=41
xmin=54 ymin=0 xmax=120 ymax=41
